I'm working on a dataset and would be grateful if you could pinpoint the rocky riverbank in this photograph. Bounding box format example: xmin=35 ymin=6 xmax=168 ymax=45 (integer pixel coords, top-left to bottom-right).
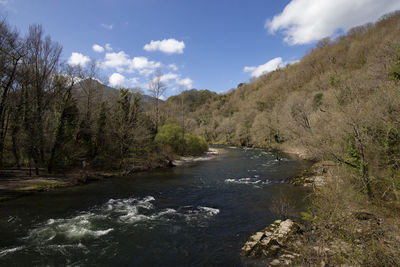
xmin=240 ymin=156 xmax=394 ymax=266
xmin=172 ymin=148 xmax=222 ymax=166
xmin=240 ymin=159 xmax=335 ymax=265
xmin=292 ymin=160 xmax=336 ymax=187
xmin=241 ymin=219 xmax=303 ymax=265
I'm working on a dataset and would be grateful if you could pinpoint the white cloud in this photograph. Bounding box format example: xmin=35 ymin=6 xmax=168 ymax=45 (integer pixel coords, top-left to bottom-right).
xmin=101 ymin=23 xmax=113 ymax=30
xmin=143 ymin=38 xmax=185 ymax=54
xmin=108 ymin=73 xmax=139 ymax=88
xmin=159 ymin=73 xmax=178 ymax=83
xmin=266 ymin=0 xmax=400 ymax=45
xmin=177 ymin=77 xmax=193 ymax=89
xmin=138 ymin=69 xmax=157 ymax=76
xmin=244 ymin=57 xmax=295 ymax=78
xmin=168 ymin=64 xmax=178 ymax=71
xmin=129 ymin=56 xmax=161 ymax=72
xmin=92 ymin=44 xmax=104 ymax=53
xmin=102 ymin=51 xmax=161 ymax=76
xmin=103 ymin=51 xmax=130 ymax=71
xmin=105 ymin=43 xmax=113 ymax=51
xmin=68 ymin=52 xmax=90 ymax=67
xmin=109 ymin=73 xmax=126 ymax=87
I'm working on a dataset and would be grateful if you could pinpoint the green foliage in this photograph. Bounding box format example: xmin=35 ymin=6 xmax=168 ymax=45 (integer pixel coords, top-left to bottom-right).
xmin=95 ymin=102 xmax=108 ymax=153
xmin=155 ymin=123 xmax=184 ymax=153
xmin=155 ymin=123 xmax=208 ymax=156
xmin=184 ymin=133 xmax=208 ymax=156
xmin=346 ymin=136 xmax=371 ymax=197
xmin=312 ymin=93 xmax=323 ymax=110
xmin=346 ymin=137 xmax=361 ymax=168
xmin=300 ymin=211 xmax=313 ymax=221
xmin=328 ymin=75 xmax=340 ymax=87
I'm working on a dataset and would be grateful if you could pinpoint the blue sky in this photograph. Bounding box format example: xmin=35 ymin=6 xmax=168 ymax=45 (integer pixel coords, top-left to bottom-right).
xmin=1 ymin=0 xmax=400 ymax=97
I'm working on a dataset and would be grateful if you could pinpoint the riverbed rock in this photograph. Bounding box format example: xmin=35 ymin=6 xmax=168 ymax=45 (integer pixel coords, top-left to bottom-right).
xmin=293 ymin=161 xmax=336 ymax=187
xmin=241 ymin=219 xmax=300 ymax=258
xmin=303 ymin=175 xmax=326 ymax=187
xmin=172 ymin=148 xmax=221 ymax=166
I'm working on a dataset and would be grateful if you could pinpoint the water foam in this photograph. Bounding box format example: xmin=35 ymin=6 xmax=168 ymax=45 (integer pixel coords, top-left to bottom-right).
xmin=103 ymin=196 xmax=177 ymax=224
xmin=180 ymin=206 xmax=220 ymax=224
xmin=101 ymin=197 xmax=219 ymax=225
xmin=224 ymin=177 xmax=271 ymax=187
xmin=0 ymin=246 xmax=25 ymax=257
xmin=198 ymin=206 xmax=220 ymax=216
xmin=25 ymin=195 xmax=220 ymax=246
xmin=28 ymin=212 xmax=113 ymax=241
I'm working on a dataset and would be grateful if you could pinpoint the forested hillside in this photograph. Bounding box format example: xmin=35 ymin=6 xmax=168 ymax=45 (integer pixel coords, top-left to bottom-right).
xmin=0 ymin=22 xmax=207 ymax=175
xmin=161 ymin=11 xmax=400 ymax=265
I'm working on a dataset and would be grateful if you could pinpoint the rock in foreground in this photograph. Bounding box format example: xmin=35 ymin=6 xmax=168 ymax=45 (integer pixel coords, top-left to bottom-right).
xmin=241 ymin=219 xmax=300 ymax=258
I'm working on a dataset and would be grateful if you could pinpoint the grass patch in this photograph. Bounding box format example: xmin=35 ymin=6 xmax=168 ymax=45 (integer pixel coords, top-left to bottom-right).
xmin=19 ymin=181 xmax=64 ymax=191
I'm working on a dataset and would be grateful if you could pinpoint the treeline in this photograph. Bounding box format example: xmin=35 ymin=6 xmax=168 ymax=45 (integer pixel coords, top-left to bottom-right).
xmin=160 ymin=11 xmax=400 ymax=264
xmin=0 ymin=20 xmax=207 ymax=175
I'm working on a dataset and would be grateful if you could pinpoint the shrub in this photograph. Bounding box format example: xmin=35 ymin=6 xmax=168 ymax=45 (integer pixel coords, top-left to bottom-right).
xmin=185 ymin=133 xmax=208 ymax=156
xmin=155 ymin=123 xmax=184 ymax=153
xmin=312 ymin=93 xmax=323 ymax=110
xmin=155 ymin=123 xmax=208 ymax=156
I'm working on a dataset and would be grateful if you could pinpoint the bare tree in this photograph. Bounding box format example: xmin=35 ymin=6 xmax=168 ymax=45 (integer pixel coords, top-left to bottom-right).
xmin=23 ymin=24 xmax=62 ymax=174
xmin=47 ymin=65 xmax=80 ymax=173
xmin=0 ymin=20 xmax=25 ymax=167
xmin=78 ymin=60 xmax=101 ymax=124
xmin=147 ymin=69 xmax=166 ymax=132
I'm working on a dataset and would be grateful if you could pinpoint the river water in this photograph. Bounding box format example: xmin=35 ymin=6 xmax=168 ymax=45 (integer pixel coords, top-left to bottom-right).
xmin=0 ymin=146 xmax=311 ymax=266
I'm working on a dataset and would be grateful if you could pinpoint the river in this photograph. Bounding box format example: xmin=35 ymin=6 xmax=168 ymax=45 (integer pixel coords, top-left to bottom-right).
xmin=0 ymin=146 xmax=311 ymax=266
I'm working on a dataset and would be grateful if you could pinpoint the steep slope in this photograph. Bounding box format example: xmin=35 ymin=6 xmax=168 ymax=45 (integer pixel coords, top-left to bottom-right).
xmin=163 ymin=11 xmax=400 ymax=155
xmin=160 ymin=11 xmax=400 ymax=265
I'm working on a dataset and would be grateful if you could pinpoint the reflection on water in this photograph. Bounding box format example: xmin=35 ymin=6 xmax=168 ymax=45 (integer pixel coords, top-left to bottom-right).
xmin=0 ymin=146 xmax=311 ymax=266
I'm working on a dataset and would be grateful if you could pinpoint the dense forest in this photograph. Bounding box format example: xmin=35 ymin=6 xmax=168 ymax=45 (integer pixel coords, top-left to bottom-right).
xmin=0 ymin=20 xmax=208 ymax=176
xmin=160 ymin=11 xmax=400 ymax=265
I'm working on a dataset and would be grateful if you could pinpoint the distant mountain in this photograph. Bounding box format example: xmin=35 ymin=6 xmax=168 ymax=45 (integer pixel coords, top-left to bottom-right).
xmin=73 ymin=79 xmax=162 ymax=106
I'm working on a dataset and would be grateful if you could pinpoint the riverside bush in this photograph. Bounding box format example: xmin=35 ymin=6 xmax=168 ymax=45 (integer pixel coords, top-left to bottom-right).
xmin=155 ymin=123 xmax=208 ymax=156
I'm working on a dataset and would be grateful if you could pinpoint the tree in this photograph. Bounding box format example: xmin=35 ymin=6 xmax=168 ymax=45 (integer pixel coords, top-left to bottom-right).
xmin=94 ymin=101 xmax=108 ymax=158
xmin=155 ymin=123 xmax=183 ymax=156
xmin=113 ymin=88 xmax=141 ymax=166
xmin=316 ymin=37 xmax=332 ymax=49
xmin=0 ymin=20 xmax=25 ymax=167
xmin=75 ymin=61 xmax=101 ymax=160
xmin=47 ymin=66 xmax=79 ymax=173
xmin=147 ymin=69 xmax=166 ymax=132
xmin=179 ymin=85 xmax=186 ymax=154
xmin=22 ymin=24 xmax=62 ymax=174
xmin=155 ymin=123 xmax=208 ymax=157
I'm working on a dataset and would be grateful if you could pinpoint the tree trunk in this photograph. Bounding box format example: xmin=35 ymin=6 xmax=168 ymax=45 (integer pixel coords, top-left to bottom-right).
xmin=361 ymin=160 xmax=373 ymax=200
xmin=11 ymin=125 xmax=21 ymax=168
